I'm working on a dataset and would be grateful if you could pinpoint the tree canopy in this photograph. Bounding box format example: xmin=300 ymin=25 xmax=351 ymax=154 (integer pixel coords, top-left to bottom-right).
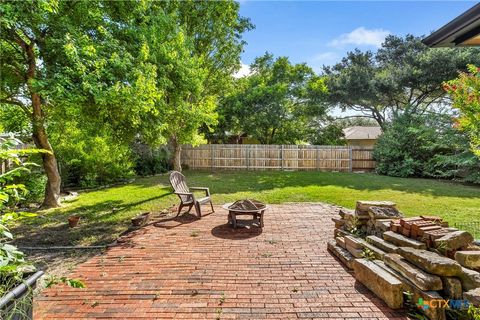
xmin=0 ymin=0 xmax=251 ymax=203
xmin=153 ymin=1 xmax=253 ymax=170
xmin=324 ymin=35 xmax=480 ymax=128
xmin=212 ymin=53 xmax=328 ymax=144
xmin=1 ymin=0 xmax=160 ymax=206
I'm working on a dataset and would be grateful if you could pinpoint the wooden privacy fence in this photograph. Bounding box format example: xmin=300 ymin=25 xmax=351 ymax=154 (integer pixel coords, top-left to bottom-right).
xmin=182 ymin=144 xmax=375 ymax=172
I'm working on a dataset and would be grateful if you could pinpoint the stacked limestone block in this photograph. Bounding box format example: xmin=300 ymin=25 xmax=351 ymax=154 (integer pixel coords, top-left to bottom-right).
xmin=328 ymin=200 xmax=480 ymax=320
xmin=334 ymin=200 xmax=403 ymax=238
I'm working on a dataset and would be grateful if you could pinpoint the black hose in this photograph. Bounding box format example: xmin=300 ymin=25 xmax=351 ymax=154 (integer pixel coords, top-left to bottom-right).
xmin=0 ymin=271 xmax=44 ymax=309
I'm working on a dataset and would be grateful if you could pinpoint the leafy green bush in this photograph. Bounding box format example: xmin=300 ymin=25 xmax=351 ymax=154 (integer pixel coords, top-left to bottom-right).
xmin=374 ymin=111 xmax=480 ymax=183
xmin=20 ymin=171 xmax=47 ymax=204
xmin=49 ymin=123 xmax=135 ymax=188
xmin=0 ymin=137 xmax=39 ymax=295
xmin=444 ymin=65 xmax=480 ymax=157
xmin=1 ymin=137 xmax=85 ymax=300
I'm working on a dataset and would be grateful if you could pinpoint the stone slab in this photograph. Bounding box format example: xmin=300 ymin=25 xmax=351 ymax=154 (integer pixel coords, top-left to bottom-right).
xmin=374 ymin=260 xmax=446 ymax=320
xmin=353 ymin=259 xmax=404 ymax=309
xmin=435 ymin=231 xmax=474 ymax=251
xmin=442 ymin=277 xmax=463 ymax=300
xmin=332 ymin=217 xmax=345 ymax=224
xmin=356 ymin=201 xmax=397 ymax=214
xmin=344 ymin=212 xmax=369 ymax=221
xmin=344 ymin=235 xmax=363 ymax=249
xmin=375 ymin=218 xmax=393 ymax=226
xmin=334 ymin=228 xmax=350 ymax=238
xmin=354 ymin=237 xmax=387 ymax=259
xmin=459 ymin=267 xmax=480 ymax=291
xmin=384 ymin=253 xmax=443 ymax=291
xmin=397 ymin=247 xmax=463 ymax=277
xmin=464 ymin=288 xmax=480 ymax=307
xmin=455 ymin=251 xmax=480 ymax=269
xmin=346 ymin=244 xmax=363 ymax=258
xmin=375 ymin=220 xmax=393 ymax=232
xmin=383 ymin=231 xmax=427 ymax=249
xmin=367 ymin=235 xmax=399 ymax=253
xmin=335 ymin=236 xmax=346 ymax=249
xmin=368 ymin=207 xmax=402 ymax=219
xmin=327 ymin=240 xmax=354 ymax=270
xmin=343 ymin=235 xmax=387 ymax=259
xmin=338 ymin=208 xmax=354 ymax=218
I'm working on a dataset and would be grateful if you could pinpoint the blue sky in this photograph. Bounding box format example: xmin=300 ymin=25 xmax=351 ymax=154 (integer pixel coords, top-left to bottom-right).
xmin=236 ymin=1 xmax=477 ymax=75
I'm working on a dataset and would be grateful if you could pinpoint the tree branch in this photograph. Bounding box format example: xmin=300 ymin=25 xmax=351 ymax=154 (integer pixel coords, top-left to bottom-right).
xmin=0 ymin=98 xmax=31 ymax=115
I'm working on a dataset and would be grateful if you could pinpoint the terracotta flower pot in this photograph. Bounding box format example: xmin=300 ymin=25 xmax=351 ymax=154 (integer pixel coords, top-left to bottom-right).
xmin=68 ymin=215 xmax=80 ymax=228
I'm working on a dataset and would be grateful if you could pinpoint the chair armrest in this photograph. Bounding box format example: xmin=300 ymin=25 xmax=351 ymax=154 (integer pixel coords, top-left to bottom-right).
xmin=174 ymin=192 xmax=195 ymax=202
xmin=174 ymin=191 xmax=193 ymax=195
xmin=190 ymin=187 xmax=210 ymax=196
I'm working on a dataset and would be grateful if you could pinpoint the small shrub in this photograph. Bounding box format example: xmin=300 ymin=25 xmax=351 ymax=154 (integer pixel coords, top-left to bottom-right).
xmin=374 ymin=110 xmax=480 ymax=183
xmin=20 ymin=171 xmax=47 ymax=204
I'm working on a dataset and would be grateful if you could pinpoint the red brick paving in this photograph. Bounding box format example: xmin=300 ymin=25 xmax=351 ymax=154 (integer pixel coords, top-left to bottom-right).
xmin=34 ymin=204 xmax=408 ymax=319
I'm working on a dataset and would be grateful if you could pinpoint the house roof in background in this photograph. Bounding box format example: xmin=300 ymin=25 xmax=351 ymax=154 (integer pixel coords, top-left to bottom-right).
xmin=343 ymin=126 xmax=382 ymax=140
xmin=422 ymin=3 xmax=480 ymax=47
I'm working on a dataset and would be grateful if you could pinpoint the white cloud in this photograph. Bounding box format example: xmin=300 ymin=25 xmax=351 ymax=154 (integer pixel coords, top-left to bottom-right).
xmin=329 ymin=27 xmax=390 ymax=48
xmin=233 ymin=63 xmax=251 ymax=78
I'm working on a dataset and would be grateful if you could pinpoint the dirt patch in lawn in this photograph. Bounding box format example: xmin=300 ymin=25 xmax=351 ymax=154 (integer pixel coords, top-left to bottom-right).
xmin=19 ymin=206 xmax=198 ymax=293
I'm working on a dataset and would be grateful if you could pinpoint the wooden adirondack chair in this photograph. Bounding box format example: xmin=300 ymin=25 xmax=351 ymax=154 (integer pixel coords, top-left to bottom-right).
xmin=169 ymin=171 xmax=214 ymax=218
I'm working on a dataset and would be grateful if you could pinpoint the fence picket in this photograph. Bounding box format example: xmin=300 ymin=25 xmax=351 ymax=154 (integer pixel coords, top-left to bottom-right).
xmin=182 ymin=144 xmax=375 ymax=171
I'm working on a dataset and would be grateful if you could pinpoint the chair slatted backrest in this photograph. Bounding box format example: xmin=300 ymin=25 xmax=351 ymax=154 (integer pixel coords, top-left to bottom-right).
xmin=169 ymin=171 xmax=191 ymax=203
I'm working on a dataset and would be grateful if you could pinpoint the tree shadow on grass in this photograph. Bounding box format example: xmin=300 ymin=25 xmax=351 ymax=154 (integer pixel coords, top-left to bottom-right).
xmin=13 ymin=194 xmax=171 ymax=247
xmin=141 ymin=170 xmax=480 ymax=199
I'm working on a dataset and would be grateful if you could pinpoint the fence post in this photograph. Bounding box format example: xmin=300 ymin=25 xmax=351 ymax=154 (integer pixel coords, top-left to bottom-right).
xmin=246 ymin=145 xmax=249 ymax=170
xmin=211 ymin=144 xmax=214 ymax=171
xmin=316 ymin=146 xmax=320 ymax=170
xmin=348 ymin=146 xmax=353 ymax=172
xmin=281 ymin=145 xmax=284 ymax=171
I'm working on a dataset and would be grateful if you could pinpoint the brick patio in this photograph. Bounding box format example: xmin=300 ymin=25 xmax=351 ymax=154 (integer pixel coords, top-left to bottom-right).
xmin=34 ymin=204 xmax=408 ymax=319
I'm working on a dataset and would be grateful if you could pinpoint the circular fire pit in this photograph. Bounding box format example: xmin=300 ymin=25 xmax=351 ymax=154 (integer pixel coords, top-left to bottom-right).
xmin=223 ymin=199 xmax=268 ymax=229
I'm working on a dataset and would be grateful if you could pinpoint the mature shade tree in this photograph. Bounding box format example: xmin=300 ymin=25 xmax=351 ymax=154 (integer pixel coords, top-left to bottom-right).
xmin=324 ymin=35 xmax=480 ymax=129
xmin=0 ymin=1 xmax=162 ymax=207
xmin=215 ymin=53 xmax=328 ymax=144
xmin=159 ymin=0 xmax=253 ymax=171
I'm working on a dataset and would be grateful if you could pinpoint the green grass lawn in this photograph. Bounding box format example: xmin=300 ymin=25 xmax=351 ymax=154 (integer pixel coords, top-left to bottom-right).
xmin=14 ymin=170 xmax=480 ymax=246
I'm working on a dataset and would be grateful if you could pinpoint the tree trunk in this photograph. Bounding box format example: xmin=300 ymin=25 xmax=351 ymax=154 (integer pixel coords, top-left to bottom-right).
xmin=31 ymin=92 xmax=61 ymax=208
xmin=171 ymin=137 xmax=182 ymax=172
xmin=22 ymin=38 xmax=61 ymax=208
xmin=270 ymin=127 xmax=276 ymax=144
